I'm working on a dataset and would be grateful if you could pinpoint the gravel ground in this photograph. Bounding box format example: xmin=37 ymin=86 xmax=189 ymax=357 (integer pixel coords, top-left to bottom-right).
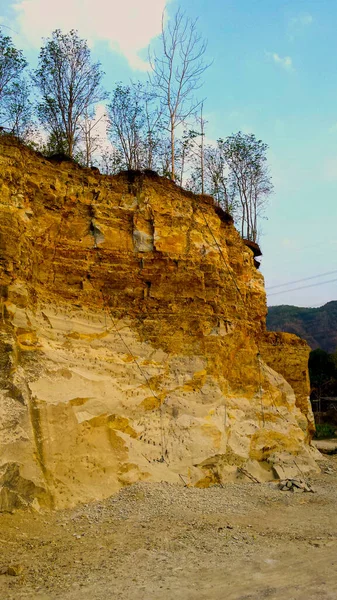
xmin=1 ymin=456 xmax=337 ymax=600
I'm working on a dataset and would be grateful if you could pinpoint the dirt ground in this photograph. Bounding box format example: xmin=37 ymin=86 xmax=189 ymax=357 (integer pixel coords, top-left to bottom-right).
xmin=1 ymin=456 xmax=337 ymax=600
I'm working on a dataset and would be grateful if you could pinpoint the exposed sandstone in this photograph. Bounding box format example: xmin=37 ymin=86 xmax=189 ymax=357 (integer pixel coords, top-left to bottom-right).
xmin=0 ymin=136 xmax=318 ymax=511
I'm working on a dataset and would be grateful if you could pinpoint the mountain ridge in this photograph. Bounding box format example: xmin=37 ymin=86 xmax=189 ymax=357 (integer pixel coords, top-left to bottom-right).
xmin=267 ymin=301 xmax=337 ymax=353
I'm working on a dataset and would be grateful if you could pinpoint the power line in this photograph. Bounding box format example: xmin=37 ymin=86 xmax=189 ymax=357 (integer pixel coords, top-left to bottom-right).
xmin=268 ymin=277 xmax=337 ymax=296
xmin=0 ymin=24 xmax=20 ymax=35
xmin=267 ymin=269 xmax=337 ymax=290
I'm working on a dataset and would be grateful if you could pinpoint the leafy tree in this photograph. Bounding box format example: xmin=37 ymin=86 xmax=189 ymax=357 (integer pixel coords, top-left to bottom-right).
xmin=187 ymin=132 xmax=272 ymax=238
xmin=108 ymin=82 xmax=146 ymax=170
xmin=108 ymin=81 xmax=163 ymax=171
xmin=0 ymin=28 xmax=29 ymax=135
xmin=34 ymin=29 xmax=106 ymax=158
xmin=188 ymin=139 xmax=237 ymax=212
xmin=222 ymin=132 xmax=273 ymax=241
xmin=0 ymin=28 xmax=27 ymax=100
xmin=149 ymin=9 xmax=210 ymax=180
xmin=2 ymin=79 xmax=36 ymax=141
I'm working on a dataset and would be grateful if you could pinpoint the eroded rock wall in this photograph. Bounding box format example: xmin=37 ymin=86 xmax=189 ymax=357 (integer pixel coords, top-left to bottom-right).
xmin=0 ymin=137 xmax=318 ymax=510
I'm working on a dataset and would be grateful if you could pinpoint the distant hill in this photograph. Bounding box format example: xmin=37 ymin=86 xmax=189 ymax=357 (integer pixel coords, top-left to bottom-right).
xmin=267 ymin=301 xmax=337 ymax=353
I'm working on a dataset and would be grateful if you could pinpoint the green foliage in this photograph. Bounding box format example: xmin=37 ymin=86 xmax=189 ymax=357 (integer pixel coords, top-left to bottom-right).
xmin=0 ymin=28 xmax=33 ymax=138
xmin=314 ymin=423 xmax=336 ymax=439
xmin=188 ymin=131 xmax=272 ymax=241
xmin=107 ymin=82 xmax=162 ymax=171
xmin=221 ymin=132 xmax=273 ymax=242
xmin=108 ymin=82 xmax=147 ymax=170
xmin=0 ymin=28 xmax=27 ymax=99
xmin=0 ymin=20 xmax=272 ymax=235
xmin=2 ymin=79 xmax=36 ymax=141
xmin=34 ymin=29 xmax=106 ymax=158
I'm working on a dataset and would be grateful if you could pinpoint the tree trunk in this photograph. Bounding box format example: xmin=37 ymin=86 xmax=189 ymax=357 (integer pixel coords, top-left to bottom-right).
xmin=200 ymin=103 xmax=205 ymax=194
xmin=68 ymin=133 xmax=73 ymax=159
xmin=170 ymin=117 xmax=175 ymax=180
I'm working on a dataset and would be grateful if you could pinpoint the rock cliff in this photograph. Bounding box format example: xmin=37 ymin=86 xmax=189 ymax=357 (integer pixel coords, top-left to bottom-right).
xmin=0 ymin=136 xmax=318 ymax=511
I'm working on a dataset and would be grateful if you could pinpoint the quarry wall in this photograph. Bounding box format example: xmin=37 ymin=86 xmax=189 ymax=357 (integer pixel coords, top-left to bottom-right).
xmin=0 ymin=136 xmax=317 ymax=510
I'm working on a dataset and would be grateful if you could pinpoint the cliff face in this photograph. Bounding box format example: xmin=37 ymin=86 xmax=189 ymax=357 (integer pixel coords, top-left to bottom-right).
xmin=0 ymin=137 xmax=318 ymax=511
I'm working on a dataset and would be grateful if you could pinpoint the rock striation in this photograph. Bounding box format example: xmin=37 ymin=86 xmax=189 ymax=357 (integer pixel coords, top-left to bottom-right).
xmin=0 ymin=136 xmax=318 ymax=511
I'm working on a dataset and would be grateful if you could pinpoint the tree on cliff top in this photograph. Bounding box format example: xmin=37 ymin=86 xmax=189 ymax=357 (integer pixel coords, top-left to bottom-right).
xmin=107 ymin=81 xmax=163 ymax=171
xmin=0 ymin=28 xmax=33 ymax=138
xmin=34 ymin=29 xmax=106 ymax=158
xmin=149 ymin=9 xmax=210 ymax=181
xmin=0 ymin=28 xmax=27 ymax=101
xmin=222 ymin=132 xmax=273 ymax=242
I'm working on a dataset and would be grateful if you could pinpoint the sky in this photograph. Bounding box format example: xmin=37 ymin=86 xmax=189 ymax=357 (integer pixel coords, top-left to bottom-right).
xmin=0 ymin=0 xmax=336 ymax=309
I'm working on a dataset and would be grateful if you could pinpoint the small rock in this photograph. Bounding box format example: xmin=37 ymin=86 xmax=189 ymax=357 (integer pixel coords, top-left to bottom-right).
xmin=6 ymin=564 xmax=24 ymax=577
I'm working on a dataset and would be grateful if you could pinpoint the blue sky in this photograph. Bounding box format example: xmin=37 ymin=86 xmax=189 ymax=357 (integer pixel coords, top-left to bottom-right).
xmin=0 ymin=0 xmax=336 ymax=308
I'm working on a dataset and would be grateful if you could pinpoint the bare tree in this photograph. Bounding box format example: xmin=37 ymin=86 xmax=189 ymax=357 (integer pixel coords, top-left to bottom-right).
xmin=143 ymin=84 xmax=163 ymax=170
xmin=34 ymin=29 xmax=106 ymax=158
xmin=78 ymin=109 xmax=106 ymax=167
xmin=184 ymin=103 xmax=207 ymax=191
xmin=149 ymin=9 xmax=210 ymax=180
xmin=199 ymin=102 xmax=206 ymax=193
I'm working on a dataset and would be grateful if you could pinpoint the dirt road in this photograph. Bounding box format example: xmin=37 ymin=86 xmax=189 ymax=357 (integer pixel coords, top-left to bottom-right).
xmin=1 ymin=456 xmax=337 ymax=600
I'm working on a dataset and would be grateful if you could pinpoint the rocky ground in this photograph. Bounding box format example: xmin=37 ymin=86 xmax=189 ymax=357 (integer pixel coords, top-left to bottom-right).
xmin=1 ymin=456 xmax=337 ymax=600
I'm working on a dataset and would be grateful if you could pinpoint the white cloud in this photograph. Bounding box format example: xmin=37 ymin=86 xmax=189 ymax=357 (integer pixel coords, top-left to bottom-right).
xmin=11 ymin=0 xmax=170 ymax=70
xmin=270 ymin=52 xmax=293 ymax=71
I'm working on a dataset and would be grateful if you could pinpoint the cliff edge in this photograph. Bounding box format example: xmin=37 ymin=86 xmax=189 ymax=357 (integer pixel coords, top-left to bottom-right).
xmin=0 ymin=136 xmax=318 ymax=511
